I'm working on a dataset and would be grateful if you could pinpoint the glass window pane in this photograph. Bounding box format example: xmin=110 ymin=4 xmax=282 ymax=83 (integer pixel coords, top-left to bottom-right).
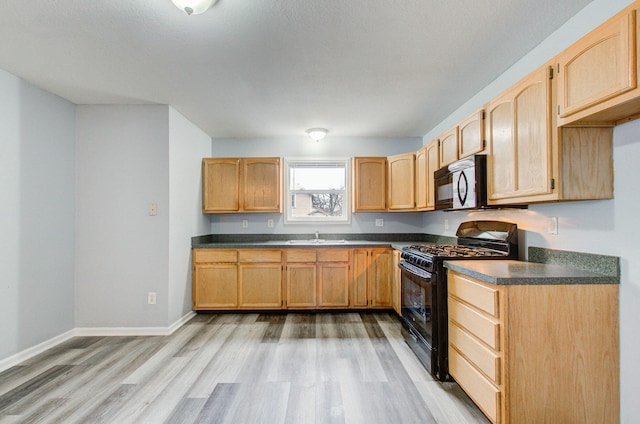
xmin=289 ymin=166 xmax=346 ymax=190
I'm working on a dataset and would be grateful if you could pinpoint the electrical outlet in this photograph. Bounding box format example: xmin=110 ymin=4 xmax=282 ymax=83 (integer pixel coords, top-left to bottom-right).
xmin=548 ymin=216 xmax=558 ymax=235
xmin=375 ymin=219 xmax=384 ymax=227
xmin=267 ymin=218 xmax=274 ymax=228
xmin=242 ymin=219 xmax=248 ymax=228
xmin=147 ymin=292 xmax=157 ymax=305
xmin=444 ymin=219 xmax=449 ymax=230
xmin=148 ymin=203 xmax=157 ymax=216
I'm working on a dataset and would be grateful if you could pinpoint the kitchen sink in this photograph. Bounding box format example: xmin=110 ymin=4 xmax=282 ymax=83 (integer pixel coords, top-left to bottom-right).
xmin=287 ymin=239 xmax=347 ymax=244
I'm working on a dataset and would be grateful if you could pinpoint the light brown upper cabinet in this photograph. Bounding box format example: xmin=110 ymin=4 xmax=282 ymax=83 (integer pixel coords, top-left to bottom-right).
xmin=438 ymin=110 xmax=485 ymax=169
xmin=202 ymin=157 xmax=281 ymax=213
xmin=415 ymin=139 xmax=440 ymax=211
xmin=458 ymin=110 xmax=486 ymax=158
xmin=352 ymin=157 xmax=387 ymax=212
xmin=387 ymin=152 xmax=416 ymax=211
xmin=438 ymin=127 xmax=459 ymax=167
xmin=557 ymin=3 xmax=639 ymax=126
xmin=486 ymin=63 xmax=613 ymax=205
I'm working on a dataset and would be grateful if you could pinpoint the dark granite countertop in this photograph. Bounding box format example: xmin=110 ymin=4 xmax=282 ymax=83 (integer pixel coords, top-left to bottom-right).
xmin=444 ymin=259 xmax=619 ymax=285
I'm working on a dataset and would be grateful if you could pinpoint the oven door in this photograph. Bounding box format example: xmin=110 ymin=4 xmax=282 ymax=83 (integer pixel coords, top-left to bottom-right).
xmin=399 ymin=262 xmax=436 ymax=372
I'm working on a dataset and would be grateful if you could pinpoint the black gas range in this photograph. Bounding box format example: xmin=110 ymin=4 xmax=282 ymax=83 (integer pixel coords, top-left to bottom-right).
xmin=398 ymin=220 xmax=518 ymax=381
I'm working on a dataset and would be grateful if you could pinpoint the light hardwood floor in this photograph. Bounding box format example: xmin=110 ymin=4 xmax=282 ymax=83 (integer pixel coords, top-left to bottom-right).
xmin=0 ymin=313 xmax=489 ymax=424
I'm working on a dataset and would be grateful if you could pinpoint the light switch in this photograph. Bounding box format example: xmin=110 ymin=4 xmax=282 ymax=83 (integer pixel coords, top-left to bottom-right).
xmin=148 ymin=203 xmax=157 ymax=216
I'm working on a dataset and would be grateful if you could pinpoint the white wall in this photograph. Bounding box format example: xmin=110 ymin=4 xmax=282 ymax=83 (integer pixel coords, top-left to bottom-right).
xmin=420 ymin=0 xmax=639 ymax=420
xmin=0 ymin=68 xmax=76 ymax=360
xmin=210 ymin=136 xmax=425 ymax=234
xmin=75 ymin=105 xmax=210 ymax=329
xmin=168 ymin=107 xmax=211 ymax=325
xmin=75 ymin=105 xmax=170 ymax=327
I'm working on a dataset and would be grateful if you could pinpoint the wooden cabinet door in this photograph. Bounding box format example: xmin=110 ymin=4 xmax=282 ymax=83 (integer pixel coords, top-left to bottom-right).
xmin=557 ymin=7 xmax=637 ymax=124
xmin=458 ymin=110 xmax=485 ymax=158
xmin=238 ymin=263 xmax=282 ymax=309
xmin=415 ymin=146 xmax=427 ymax=210
xmin=351 ymin=249 xmax=370 ymax=307
xmin=318 ymin=262 xmax=350 ymax=308
xmin=487 ymin=65 xmax=553 ymax=203
xmin=286 ymin=263 xmax=317 ymax=308
xmin=439 ymin=127 xmax=459 ymax=167
xmin=387 ymin=152 xmax=416 ymax=210
xmin=352 ymin=157 xmax=387 ymax=212
xmin=417 ymin=140 xmax=442 ymax=211
xmin=369 ymin=249 xmax=393 ymax=307
xmin=202 ymin=158 xmax=240 ymax=212
xmin=425 ymin=140 xmax=440 ymax=210
xmin=193 ymin=263 xmax=238 ymax=309
xmin=243 ymin=158 xmax=281 ymax=212
xmin=392 ymin=249 xmax=401 ymax=315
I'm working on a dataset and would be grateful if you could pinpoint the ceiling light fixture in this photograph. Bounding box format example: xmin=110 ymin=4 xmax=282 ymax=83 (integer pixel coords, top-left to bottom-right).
xmin=171 ymin=0 xmax=215 ymax=15
xmin=306 ymin=128 xmax=328 ymax=142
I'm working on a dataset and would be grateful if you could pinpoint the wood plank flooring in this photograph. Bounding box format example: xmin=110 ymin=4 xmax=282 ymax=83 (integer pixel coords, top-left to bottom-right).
xmin=0 ymin=312 xmax=489 ymax=424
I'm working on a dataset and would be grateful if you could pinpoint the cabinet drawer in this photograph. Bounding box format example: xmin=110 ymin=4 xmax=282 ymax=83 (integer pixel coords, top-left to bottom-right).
xmin=317 ymin=249 xmax=349 ymax=262
xmin=449 ymin=272 xmax=499 ymax=317
xmin=238 ymin=249 xmax=282 ymax=263
xmin=449 ymin=297 xmax=500 ymax=350
xmin=193 ymin=249 xmax=237 ymax=263
xmin=450 ymin=348 xmax=501 ymax=424
xmin=286 ymin=249 xmax=317 ymax=262
xmin=449 ymin=322 xmax=501 ymax=384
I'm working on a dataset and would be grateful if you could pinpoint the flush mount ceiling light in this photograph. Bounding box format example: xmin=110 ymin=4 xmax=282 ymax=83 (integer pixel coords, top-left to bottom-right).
xmin=171 ymin=0 xmax=215 ymax=15
xmin=306 ymin=128 xmax=328 ymax=142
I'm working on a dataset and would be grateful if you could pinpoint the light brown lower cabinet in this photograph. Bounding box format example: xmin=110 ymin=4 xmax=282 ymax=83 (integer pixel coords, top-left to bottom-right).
xmin=285 ymin=248 xmax=351 ymax=309
xmin=238 ymin=249 xmax=283 ymax=309
xmin=285 ymin=249 xmax=318 ymax=308
xmin=317 ymin=249 xmax=351 ymax=308
xmin=447 ymin=270 xmax=619 ymax=424
xmin=392 ymin=249 xmax=402 ymax=315
xmin=192 ymin=249 xmax=238 ymax=309
xmin=193 ymin=247 xmax=390 ymax=311
xmin=352 ymin=248 xmax=393 ymax=308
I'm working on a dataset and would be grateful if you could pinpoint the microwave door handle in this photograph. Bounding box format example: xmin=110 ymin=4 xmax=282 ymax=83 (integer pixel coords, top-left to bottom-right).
xmin=457 ymin=171 xmax=468 ymax=206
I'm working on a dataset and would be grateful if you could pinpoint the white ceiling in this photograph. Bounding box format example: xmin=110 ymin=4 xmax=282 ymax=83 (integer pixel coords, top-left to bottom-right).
xmin=0 ymin=0 xmax=594 ymax=138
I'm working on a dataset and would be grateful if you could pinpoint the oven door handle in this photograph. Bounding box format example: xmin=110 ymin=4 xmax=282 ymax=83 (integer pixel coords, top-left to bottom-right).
xmin=399 ymin=261 xmax=433 ymax=282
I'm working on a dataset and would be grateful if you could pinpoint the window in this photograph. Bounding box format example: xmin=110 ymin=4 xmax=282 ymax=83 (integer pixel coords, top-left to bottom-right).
xmin=284 ymin=158 xmax=351 ymax=224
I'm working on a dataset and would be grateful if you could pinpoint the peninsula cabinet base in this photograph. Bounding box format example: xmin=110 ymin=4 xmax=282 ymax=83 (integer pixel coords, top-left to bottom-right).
xmin=448 ymin=271 xmax=619 ymax=424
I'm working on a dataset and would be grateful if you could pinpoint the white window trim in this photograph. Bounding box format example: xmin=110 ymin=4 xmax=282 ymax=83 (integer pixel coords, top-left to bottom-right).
xmin=284 ymin=157 xmax=352 ymax=225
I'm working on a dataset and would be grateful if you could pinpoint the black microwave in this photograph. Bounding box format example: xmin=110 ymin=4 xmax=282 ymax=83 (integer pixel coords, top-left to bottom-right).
xmin=434 ymin=155 xmax=488 ymax=211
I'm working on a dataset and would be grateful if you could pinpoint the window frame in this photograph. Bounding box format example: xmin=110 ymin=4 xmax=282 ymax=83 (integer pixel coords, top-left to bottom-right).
xmin=284 ymin=158 xmax=352 ymax=225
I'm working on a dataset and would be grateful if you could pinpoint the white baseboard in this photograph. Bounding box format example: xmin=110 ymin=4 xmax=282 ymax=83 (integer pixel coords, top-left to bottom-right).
xmin=0 ymin=329 xmax=76 ymax=373
xmin=74 ymin=311 xmax=197 ymax=337
xmin=0 ymin=311 xmax=197 ymax=373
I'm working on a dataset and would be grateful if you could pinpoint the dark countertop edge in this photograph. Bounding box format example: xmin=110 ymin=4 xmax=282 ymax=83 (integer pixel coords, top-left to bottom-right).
xmin=192 ymin=233 xmax=452 ymax=248
xmin=444 ymin=260 xmax=620 ymax=286
xmin=191 ymin=240 xmax=417 ymax=250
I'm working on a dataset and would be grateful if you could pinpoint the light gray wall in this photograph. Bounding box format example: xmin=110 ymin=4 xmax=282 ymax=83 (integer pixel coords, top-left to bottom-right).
xmin=210 ymin=136 xmax=424 ymax=234
xmin=420 ymin=0 xmax=639 ymax=420
xmin=0 ymin=68 xmax=76 ymax=360
xmin=75 ymin=105 xmax=170 ymax=327
xmin=168 ymin=107 xmax=211 ymax=324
